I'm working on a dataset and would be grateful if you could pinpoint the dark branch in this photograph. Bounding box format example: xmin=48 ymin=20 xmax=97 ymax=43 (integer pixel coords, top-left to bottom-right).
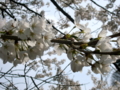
xmin=109 ymin=32 xmax=120 ymax=38
xmin=24 ymin=64 xmax=28 ymax=90
xmin=51 ymin=0 xmax=74 ymax=23
xmin=51 ymin=39 xmax=120 ymax=55
xmin=31 ymin=77 xmax=39 ymax=90
xmin=81 ymin=50 xmax=120 ymax=55
xmin=51 ymin=39 xmax=98 ymax=47
xmin=0 ymin=2 xmax=16 ymax=20
xmin=90 ymin=0 xmax=117 ymax=16
xmin=4 ymin=9 xmax=16 ymax=20
xmin=1 ymin=35 xmax=23 ymax=41
xmin=0 ymin=66 xmax=14 ymax=78
xmin=1 ymin=8 xmax=5 ymax=18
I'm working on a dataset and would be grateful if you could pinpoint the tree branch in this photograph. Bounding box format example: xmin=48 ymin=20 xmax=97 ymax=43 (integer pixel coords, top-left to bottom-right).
xmin=30 ymin=77 xmax=39 ymax=90
xmin=4 ymin=9 xmax=16 ymax=20
xmin=71 ymin=42 xmax=120 ymax=55
xmin=24 ymin=64 xmax=28 ymax=90
xmin=50 ymin=0 xmax=74 ymax=23
xmin=109 ymin=33 xmax=120 ymax=38
xmin=0 ymin=71 xmax=82 ymax=90
xmin=51 ymin=38 xmax=120 ymax=55
xmin=0 ymin=66 xmax=14 ymax=78
xmin=90 ymin=0 xmax=117 ymax=16
xmin=51 ymin=38 xmax=98 ymax=47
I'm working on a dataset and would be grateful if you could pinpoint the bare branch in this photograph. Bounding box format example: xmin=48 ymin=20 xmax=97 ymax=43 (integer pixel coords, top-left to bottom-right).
xmin=50 ymin=0 xmax=74 ymax=23
xmin=90 ymin=0 xmax=117 ymax=16
xmin=30 ymin=77 xmax=39 ymax=90
xmin=24 ymin=64 xmax=28 ymax=90
xmin=0 ymin=66 xmax=14 ymax=78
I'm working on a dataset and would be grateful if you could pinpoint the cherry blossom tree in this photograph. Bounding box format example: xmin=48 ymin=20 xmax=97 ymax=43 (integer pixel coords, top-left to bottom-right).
xmin=0 ymin=0 xmax=120 ymax=89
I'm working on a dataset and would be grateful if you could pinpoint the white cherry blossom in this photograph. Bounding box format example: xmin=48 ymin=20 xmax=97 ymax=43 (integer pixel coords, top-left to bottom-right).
xmin=98 ymin=29 xmax=107 ymax=38
xmin=92 ymin=62 xmax=101 ymax=74
xmin=96 ymin=37 xmax=112 ymax=52
xmin=71 ymin=60 xmax=83 ymax=72
xmin=117 ymin=37 xmax=120 ymax=47
xmin=99 ymin=55 xmax=114 ymax=65
xmin=74 ymin=15 xmax=85 ymax=30
xmin=3 ymin=20 xmax=18 ymax=31
xmin=18 ymin=51 xmax=29 ymax=63
xmin=0 ymin=42 xmax=15 ymax=54
xmin=0 ymin=42 xmax=16 ymax=63
xmin=100 ymin=64 xmax=111 ymax=74
xmin=83 ymin=27 xmax=91 ymax=34
xmin=54 ymin=44 xmax=66 ymax=55
xmin=70 ymin=55 xmax=87 ymax=72
xmin=13 ymin=20 xmax=29 ymax=39
xmin=30 ymin=16 xmax=47 ymax=35
xmin=82 ymin=33 xmax=92 ymax=42
xmin=14 ymin=59 xmax=22 ymax=66
xmin=27 ymin=46 xmax=39 ymax=60
xmin=26 ymin=28 xmax=41 ymax=40
xmin=67 ymin=49 xmax=73 ymax=60
xmin=0 ymin=18 xmax=6 ymax=29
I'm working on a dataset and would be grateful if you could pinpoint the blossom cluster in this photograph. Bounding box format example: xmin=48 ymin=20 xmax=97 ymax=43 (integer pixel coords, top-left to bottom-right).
xmin=0 ymin=13 xmax=119 ymax=75
xmin=0 ymin=15 xmax=56 ymax=66
xmin=61 ymin=14 xmax=120 ymax=75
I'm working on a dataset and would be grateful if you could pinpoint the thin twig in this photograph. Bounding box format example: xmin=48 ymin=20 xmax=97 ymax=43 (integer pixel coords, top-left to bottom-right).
xmin=0 ymin=66 xmax=14 ymax=78
xmin=30 ymin=62 xmax=72 ymax=89
xmin=4 ymin=9 xmax=16 ymax=20
xmin=0 ymin=82 xmax=9 ymax=90
xmin=71 ymin=43 xmax=120 ymax=55
xmin=59 ymin=62 xmax=71 ymax=75
xmin=24 ymin=64 xmax=28 ymax=90
xmin=90 ymin=0 xmax=117 ymax=16
xmin=50 ymin=0 xmax=74 ymax=23
xmin=0 ymin=71 xmax=89 ymax=89
xmin=30 ymin=77 xmax=39 ymax=90
xmin=4 ymin=77 xmax=18 ymax=90
xmin=39 ymin=56 xmax=45 ymax=71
